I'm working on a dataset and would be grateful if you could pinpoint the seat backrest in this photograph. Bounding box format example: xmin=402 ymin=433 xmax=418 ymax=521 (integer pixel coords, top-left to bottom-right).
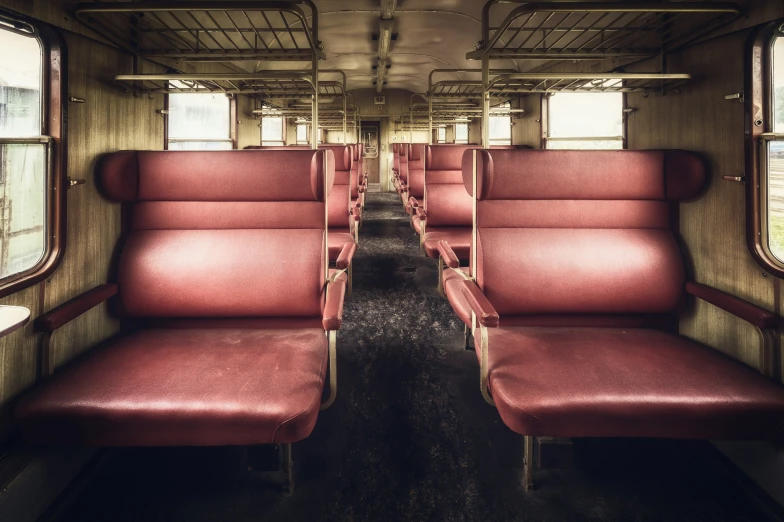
xmin=99 ymin=150 xmax=334 ymax=320
xmin=462 ymin=149 xmax=705 ymax=324
xmin=244 ymin=145 xmax=311 ymax=150
xmin=398 ymin=143 xmax=410 ymax=184
xmin=319 ymin=145 xmax=353 ymax=225
xmin=424 ymin=144 xmax=480 ymax=227
xmin=407 ymin=144 xmax=426 ymax=199
xmin=349 ymin=144 xmax=360 ymax=199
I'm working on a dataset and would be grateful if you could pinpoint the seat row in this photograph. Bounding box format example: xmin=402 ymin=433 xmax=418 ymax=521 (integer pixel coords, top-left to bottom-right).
xmin=13 ymin=149 xmax=351 ymax=493
xmin=426 ymin=147 xmax=784 ymax=489
xmin=247 ymin=144 xmax=368 ymax=290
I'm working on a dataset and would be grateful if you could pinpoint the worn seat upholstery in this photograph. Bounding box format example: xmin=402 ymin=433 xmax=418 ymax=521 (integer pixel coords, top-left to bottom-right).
xmin=418 ymin=145 xmax=478 ymax=259
xmin=487 ymin=326 xmax=784 ymax=439
xmin=405 ymin=144 xmax=426 ymax=214
xmin=321 ymin=144 xmax=360 ymax=246
xmin=449 ymin=149 xmax=784 ymax=450
xmin=15 ymin=149 xmax=345 ymax=447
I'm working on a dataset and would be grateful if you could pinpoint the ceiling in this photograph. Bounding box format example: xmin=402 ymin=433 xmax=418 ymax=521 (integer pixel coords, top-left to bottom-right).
xmin=249 ymin=0 xmax=520 ymax=94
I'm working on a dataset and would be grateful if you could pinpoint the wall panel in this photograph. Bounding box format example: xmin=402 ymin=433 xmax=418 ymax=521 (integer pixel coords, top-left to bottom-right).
xmin=627 ymin=30 xmax=773 ymax=370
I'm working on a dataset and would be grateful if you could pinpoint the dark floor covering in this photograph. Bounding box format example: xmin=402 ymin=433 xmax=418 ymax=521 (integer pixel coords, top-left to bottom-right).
xmin=49 ymin=193 xmax=770 ymax=522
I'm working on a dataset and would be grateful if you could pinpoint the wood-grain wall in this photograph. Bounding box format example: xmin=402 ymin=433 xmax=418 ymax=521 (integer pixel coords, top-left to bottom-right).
xmin=626 ymin=30 xmax=773 ymax=371
xmin=0 ymin=25 xmax=164 ymax=440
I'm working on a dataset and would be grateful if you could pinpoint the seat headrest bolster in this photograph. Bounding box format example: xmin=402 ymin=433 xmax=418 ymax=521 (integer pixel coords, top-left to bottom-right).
xmin=98 ymin=150 xmax=333 ymax=202
xmin=427 ymin=144 xmax=480 ymax=171
xmin=99 ymin=150 xmax=139 ymax=201
xmin=462 ymin=149 xmax=706 ymax=201
xmin=319 ymin=145 xmax=352 ymax=171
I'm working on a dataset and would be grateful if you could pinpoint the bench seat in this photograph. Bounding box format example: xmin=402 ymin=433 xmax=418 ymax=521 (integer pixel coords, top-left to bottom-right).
xmin=483 ymin=326 xmax=784 ymax=440
xmin=16 ymin=327 xmax=329 ymax=446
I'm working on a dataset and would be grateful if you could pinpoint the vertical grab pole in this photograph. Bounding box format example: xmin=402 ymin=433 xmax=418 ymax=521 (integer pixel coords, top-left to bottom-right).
xmin=311 ymin=56 xmax=319 ymax=150
xmin=481 ymin=54 xmax=490 ymax=149
xmin=410 ymin=105 xmax=414 ymax=144
xmin=428 ymin=96 xmax=433 ymax=145
xmin=342 ymin=81 xmax=347 ymax=145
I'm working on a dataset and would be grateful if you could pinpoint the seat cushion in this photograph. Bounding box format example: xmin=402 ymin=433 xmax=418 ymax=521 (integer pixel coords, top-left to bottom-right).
xmin=423 ymin=227 xmax=471 ymax=260
xmin=329 ymin=230 xmax=355 ymax=261
xmin=443 ymin=268 xmax=471 ymax=326
xmin=483 ymin=327 xmax=784 ymax=440
xmin=15 ymin=328 xmax=328 ymax=446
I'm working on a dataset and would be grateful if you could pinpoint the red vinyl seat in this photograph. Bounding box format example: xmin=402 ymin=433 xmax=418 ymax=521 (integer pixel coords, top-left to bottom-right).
xmin=15 ymin=149 xmax=347 ymax=448
xmin=321 ymin=144 xmax=361 ymax=245
xmin=405 ymin=144 xmax=426 ymax=214
xmin=486 ymin=326 xmax=784 ymax=440
xmin=17 ymin=327 xmax=329 ymax=446
xmin=448 ymin=148 xmax=784 ymax=487
xmin=417 ymin=145 xmax=479 ymax=260
xmin=395 ymin=143 xmax=410 ymax=200
xmin=350 ymin=144 xmax=365 ymax=211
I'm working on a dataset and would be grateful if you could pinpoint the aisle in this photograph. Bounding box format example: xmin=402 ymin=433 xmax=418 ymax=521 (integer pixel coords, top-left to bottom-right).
xmin=48 ymin=193 xmax=768 ymax=522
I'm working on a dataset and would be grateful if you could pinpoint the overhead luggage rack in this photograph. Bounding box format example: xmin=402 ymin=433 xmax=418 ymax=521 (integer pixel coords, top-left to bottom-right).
xmin=467 ymin=1 xmax=741 ymax=61
xmin=113 ymin=72 xmax=316 ymax=96
xmin=74 ymin=1 xmax=324 ymax=61
xmin=487 ymin=73 xmax=692 ymax=95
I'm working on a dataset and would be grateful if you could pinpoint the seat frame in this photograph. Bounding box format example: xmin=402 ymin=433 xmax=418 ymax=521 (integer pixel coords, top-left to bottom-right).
xmin=445 ymin=150 xmax=781 ymax=491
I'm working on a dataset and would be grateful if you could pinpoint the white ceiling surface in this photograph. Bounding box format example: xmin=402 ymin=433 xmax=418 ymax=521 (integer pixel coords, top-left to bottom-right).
xmin=249 ymin=0 xmax=519 ymax=94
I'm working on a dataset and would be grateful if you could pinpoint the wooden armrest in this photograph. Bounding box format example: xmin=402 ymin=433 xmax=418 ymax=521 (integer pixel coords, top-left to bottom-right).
xmin=36 ymin=284 xmax=118 ymax=332
xmin=437 ymin=240 xmax=460 ymax=269
xmin=686 ymin=282 xmax=778 ymax=329
xmin=458 ymin=280 xmax=499 ymax=328
xmin=323 ymin=272 xmax=348 ymax=331
xmin=335 ymin=242 xmax=357 ymax=270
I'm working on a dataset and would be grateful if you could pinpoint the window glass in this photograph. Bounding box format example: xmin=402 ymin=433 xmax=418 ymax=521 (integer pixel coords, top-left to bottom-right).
xmin=0 ymin=26 xmax=46 ymax=281
xmin=261 ymin=116 xmax=284 ymax=146
xmin=546 ymin=92 xmax=623 ymax=149
xmin=437 ymin=127 xmax=446 ymax=143
xmin=167 ymin=93 xmax=231 ymax=150
xmin=767 ymin=36 xmax=784 ymax=261
xmin=455 ymin=123 xmax=468 ymax=144
xmin=489 ymin=102 xmax=512 ymax=146
xmin=296 ymin=123 xmax=308 ymax=144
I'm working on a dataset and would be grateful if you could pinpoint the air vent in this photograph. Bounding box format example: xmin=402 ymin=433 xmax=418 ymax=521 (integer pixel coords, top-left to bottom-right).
xmin=374 ymin=96 xmax=385 ymax=105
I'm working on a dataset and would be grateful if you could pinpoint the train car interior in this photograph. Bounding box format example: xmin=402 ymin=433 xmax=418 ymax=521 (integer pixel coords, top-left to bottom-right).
xmin=3 ymin=1 xmax=784 ymax=520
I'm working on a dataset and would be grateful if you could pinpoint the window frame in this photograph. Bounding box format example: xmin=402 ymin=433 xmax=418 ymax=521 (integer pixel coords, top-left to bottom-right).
xmin=489 ymin=102 xmax=512 ymax=146
xmin=748 ymin=20 xmax=784 ymax=277
xmin=296 ymin=123 xmax=309 ymax=145
xmin=260 ymin=115 xmax=285 ymax=146
xmin=436 ymin=126 xmax=446 ymax=143
xmin=541 ymin=91 xmax=627 ymax=150
xmin=0 ymin=13 xmax=66 ymax=298
xmin=164 ymin=92 xmax=236 ymax=150
xmin=454 ymin=123 xmax=469 ymax=144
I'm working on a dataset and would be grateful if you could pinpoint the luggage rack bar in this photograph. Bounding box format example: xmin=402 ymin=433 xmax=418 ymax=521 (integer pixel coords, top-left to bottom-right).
xmin=487 ymin=72 xmax=692 ymax=94
xmin=74 ymin=1 xmax=324 ymax=61
xmin=467 ymin=1 xmax=741 ymax=61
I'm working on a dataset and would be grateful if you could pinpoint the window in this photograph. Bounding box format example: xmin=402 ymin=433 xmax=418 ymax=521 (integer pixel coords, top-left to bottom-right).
xmin=489 ymin=102 xmax=512 ymax=146
xmin=545 ymin=92 xmax=624 ymax=150
xmin=455 ymin=123 xmax=468 ymax=144
xmin=0 ymin=17 xmax=63 ymax=295
xmin=437 ymin=127 xmax=446 ymax=143
xmin=261 ymin=116 xmax=284 ymax=146
xmin=167 ymin=93 xmax=232 ymax=150
xmin=763 ymin=30 xmax=784 ymax=265
xmin=296 ymin=123 xmax=308 ymax=145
